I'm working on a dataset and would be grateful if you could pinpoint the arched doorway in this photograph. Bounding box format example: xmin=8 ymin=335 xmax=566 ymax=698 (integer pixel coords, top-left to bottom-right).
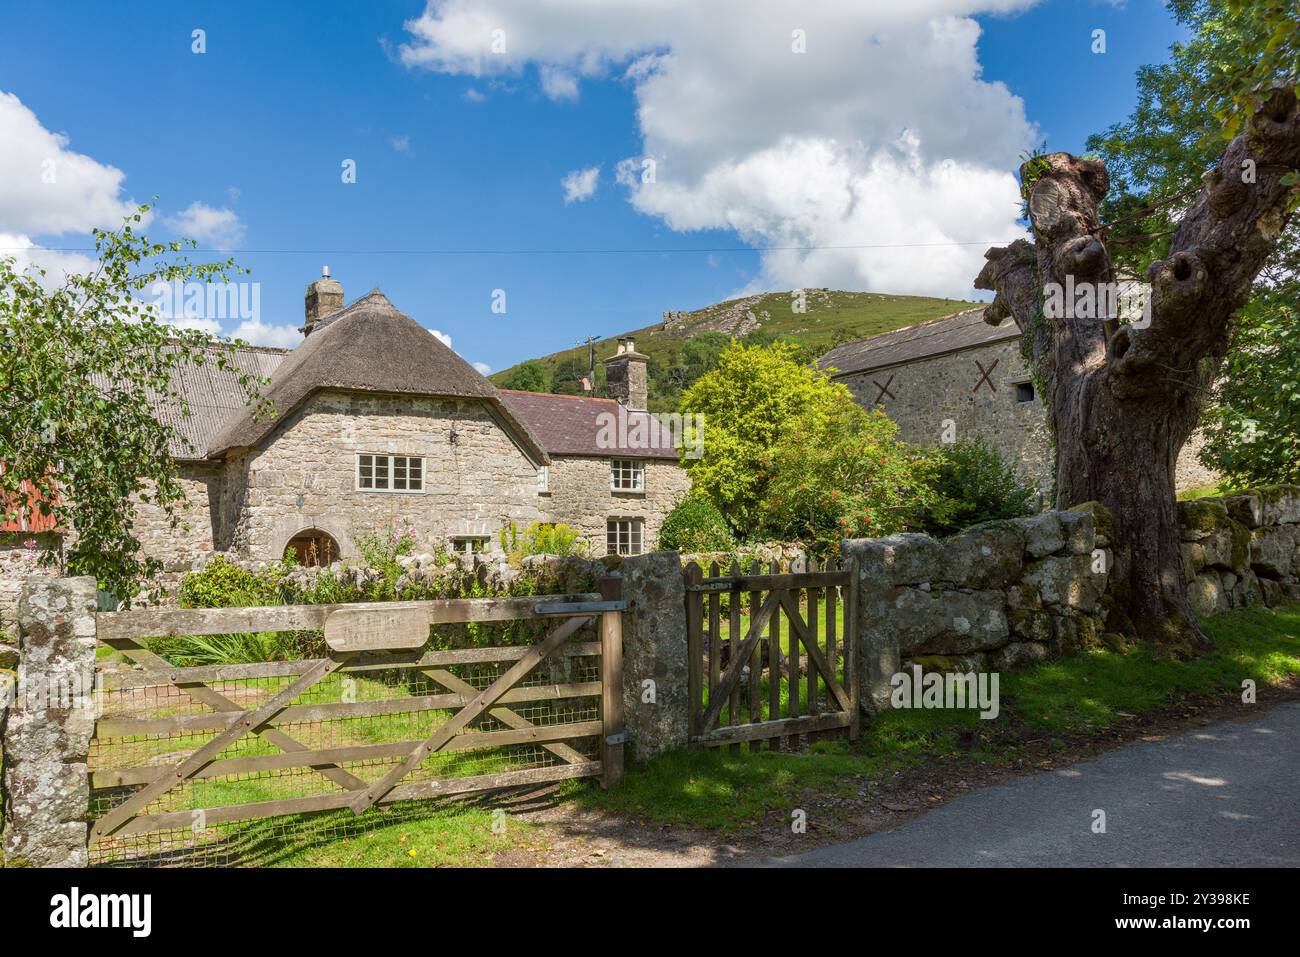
xmin=284 ymin=529 xmax=340 ymax=567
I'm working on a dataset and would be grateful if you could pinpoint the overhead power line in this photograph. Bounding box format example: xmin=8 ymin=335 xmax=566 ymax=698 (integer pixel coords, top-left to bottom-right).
xmin=0 ymin=239 xmax=1024 ymax=256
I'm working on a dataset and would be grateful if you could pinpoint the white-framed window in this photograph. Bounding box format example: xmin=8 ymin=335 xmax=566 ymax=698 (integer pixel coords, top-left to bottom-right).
xmin=450 ymin=536 xmax=490 ymax=554
xmin=610 ymin=458 xmax=645 ymax=492
xmin=606 ymin=518 xmax=644 ymax=556
xmin=357 ymin=453 xmax=424 ymax=493
xmin=537 ymin=465 xmax=550 ymax=493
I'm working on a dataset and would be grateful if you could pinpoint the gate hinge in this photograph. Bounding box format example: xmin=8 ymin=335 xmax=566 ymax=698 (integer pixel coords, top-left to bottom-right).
xmin=605 ymin=732 xmax=628 ymax=746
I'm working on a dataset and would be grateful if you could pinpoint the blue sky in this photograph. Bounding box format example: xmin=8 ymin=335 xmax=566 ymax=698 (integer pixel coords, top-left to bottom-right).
xmin=0 ymin=0 xmax=1186 ymax=374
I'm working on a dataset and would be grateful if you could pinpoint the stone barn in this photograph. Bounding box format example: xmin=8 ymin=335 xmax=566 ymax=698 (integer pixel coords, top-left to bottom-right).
xmin=818 ymin=307 xmax=1220 ymax=502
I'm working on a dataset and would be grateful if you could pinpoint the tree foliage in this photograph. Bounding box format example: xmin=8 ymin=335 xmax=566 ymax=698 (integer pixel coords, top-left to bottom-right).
xmin=678 ymin=341 xmax=857 ymax=532
xmin=916 ymin=438 xmax=1037 ymax=538
xmin=1200 ymin=288 xmax=1300 ymax=485
xmin=758 ymin=403 xmax=930 ymax=553
xmin=0 ymin=207 xmax=269 ymax=603
xmin=501 ymin=358 xmax=546 ymax=392
xmin=1087 ymin=0 xmax=1299 ymax=487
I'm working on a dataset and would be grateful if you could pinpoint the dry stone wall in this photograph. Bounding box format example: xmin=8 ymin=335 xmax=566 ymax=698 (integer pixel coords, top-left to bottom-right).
xmin=1179 ymin=486 xmax=1300 ymax=616
xmin=0 ymin=536 xmax=60 ymax=637
xmin=845 ymin=505 xmax=1113 ymax=709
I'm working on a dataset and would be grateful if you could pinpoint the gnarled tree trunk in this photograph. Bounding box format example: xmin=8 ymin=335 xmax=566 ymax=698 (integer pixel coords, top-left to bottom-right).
xmin=976 ymin=85 xmax=1300 ymax=653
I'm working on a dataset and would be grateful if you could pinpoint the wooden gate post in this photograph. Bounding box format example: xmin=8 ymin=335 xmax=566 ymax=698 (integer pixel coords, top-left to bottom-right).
xmin=599 ymin=576 xmax=624 ymax=788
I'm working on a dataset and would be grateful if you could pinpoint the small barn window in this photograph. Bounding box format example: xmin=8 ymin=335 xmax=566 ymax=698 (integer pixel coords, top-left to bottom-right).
xmin=607 ymin=518 xmax=643 ymax=556
xmin=1015 ymin=382 xmax=1035 ymax=403
xmin=285 ymin=530 xmax=339 ymax=567
xmin=358 ymin=454 xmax=424 ymax=492
xmin=537 ymin=466 xmax=550 ymax=493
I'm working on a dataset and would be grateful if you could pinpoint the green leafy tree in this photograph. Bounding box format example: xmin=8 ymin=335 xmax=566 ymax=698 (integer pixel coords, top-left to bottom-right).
xmin=1200 ymin=289 xmax=1300 ymax=486
xmin=1087 ymin=0 xmax=1299 ymax=488
xmin=679 ymin=341 xmax=861 ymax=532
xmin=0 ymin=207 xmax=269 ymax=603
xmin=917 ymin=438 xmax=1037 ymax=537
xmin=550 ymin=354 xmax=589 ymax=395
xmin=977 ymin=0 xmax=1300 ymax=649
xmin=502 ymin=359 xmax=547 ymax=392
xmin=758 ymin=404 xmax=931 ymax=553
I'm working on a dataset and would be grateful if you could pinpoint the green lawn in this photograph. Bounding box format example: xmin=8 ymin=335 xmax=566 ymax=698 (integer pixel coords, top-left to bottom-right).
xmin=568 ymin=601 xmax=1300 ymax=832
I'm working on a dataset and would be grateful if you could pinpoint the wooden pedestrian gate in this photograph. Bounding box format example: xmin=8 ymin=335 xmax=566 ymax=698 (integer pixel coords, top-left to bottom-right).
xmin=684 ymin=558 xmax=859 ymax=751
xmin=87 ymin=587 xmax=623 ymax=865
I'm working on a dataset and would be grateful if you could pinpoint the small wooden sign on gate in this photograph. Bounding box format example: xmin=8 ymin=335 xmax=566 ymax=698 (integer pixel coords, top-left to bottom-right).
xmin=324 ymin=606 xmax=430 ymax=652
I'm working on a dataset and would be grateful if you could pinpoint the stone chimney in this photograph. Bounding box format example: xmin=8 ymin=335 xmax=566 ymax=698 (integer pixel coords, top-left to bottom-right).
xmin=301 ymin=266 xmax=344 ymax=337
xmin=604 ymin=337 xmax=648 ymax=411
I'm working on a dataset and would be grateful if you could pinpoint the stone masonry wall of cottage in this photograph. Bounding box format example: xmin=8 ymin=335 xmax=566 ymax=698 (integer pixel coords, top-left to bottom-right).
xmin=835 ymin=339 xmax=1218 ymax=498
xmin=218 ymin=390 xmax=543 ymax=560
xmin=544 ymin=456 xmax=692 ymax=553
xmin=131 ymin=463 xmax=223 ymax=578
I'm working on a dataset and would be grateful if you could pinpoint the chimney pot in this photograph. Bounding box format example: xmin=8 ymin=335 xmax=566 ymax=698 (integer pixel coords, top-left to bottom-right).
xmin=302 ymin=270 xmax=344 ymax=337
xmin=603 ymin=338 xmax=648 ymax=411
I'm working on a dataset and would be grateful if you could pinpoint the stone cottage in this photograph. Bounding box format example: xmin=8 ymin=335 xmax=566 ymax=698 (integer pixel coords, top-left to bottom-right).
xmin=817 ymin=307 xmax=1220 ymax=500
xmin=1 ymin=275 xmax=689 ymax=623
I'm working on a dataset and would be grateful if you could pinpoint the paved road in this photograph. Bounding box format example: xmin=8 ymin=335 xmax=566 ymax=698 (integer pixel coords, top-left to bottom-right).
xmin=772 ymin=702 xmax=1300 ymax=867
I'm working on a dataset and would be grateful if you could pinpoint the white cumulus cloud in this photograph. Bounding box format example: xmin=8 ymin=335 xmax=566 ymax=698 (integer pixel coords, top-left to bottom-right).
xmin=472 ymin=360 xmax=492 ymax=374
xmin=399 ymin=0 xmax=1039 ymax=297
xmin=230 ymin=318 xmax=302 ymax=349
xmin=165 ymin=201 xmax=247 ymax=251
xmin=562 ymin=165 xmax=600 ymax=203
xmin=430 ymin=328 xmax=453 ymax=348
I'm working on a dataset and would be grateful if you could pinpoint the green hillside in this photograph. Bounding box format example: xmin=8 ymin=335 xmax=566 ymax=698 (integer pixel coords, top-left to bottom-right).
xmin=491 ymin=289 xmax=980 ymax=412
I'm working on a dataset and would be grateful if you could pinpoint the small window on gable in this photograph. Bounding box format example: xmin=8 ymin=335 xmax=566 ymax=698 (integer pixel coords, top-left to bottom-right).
xmin=537 ymin=465 xmax=550 ymax=493
xmin=358 ymin=454 xmax=424 ymax=493
xmin=1015 ymin=382 xmax=1035 ymax=403
xmin=610 ymin=458 xmax=645 ymax=492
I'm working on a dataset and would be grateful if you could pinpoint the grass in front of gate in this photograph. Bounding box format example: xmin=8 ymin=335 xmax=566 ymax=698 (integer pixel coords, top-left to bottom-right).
xmin=570 ymin=602 xmax=1300 ymax=832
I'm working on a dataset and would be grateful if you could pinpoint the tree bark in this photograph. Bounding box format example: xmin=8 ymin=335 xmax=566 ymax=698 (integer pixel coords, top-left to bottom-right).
xmin=976 ymin=85 xmax=1300 ymax=653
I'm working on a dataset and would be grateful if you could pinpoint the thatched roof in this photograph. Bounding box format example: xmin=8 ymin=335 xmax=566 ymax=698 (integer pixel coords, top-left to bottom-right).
xmin=816 ymin=307 xmax=1018 ymax=378
xmin=205 ymin=290 xmax=548 ymax=463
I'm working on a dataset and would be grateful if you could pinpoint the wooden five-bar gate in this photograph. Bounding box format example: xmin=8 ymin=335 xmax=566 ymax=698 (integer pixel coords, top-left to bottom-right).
xmin=684 ymin=557 xmax=859 ymax=751
xmin=87 ymin=584 xmax=623 ymax=865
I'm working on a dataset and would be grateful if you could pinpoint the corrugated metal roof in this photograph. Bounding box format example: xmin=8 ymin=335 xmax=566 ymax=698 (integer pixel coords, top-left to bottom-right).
xmin=153 ymin=344 xmax=288 ymax=459
xmin=816 ymin=306 xmax=1018 ymax=377
xmin=499 ymin=390 xmax=680 ymax=460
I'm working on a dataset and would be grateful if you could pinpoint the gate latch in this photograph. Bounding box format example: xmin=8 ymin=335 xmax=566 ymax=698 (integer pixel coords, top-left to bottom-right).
xmin=605 ymin=732 xmax=628 ymax=746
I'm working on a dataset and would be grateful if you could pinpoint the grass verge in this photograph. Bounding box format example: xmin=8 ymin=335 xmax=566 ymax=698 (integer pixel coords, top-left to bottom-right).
xmin=569 ymin=602 xmax=1300 ymax=832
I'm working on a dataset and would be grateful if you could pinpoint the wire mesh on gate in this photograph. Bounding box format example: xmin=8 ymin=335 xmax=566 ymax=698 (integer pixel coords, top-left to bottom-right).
xmin=88 ymin=615 xmax=603 ymax=866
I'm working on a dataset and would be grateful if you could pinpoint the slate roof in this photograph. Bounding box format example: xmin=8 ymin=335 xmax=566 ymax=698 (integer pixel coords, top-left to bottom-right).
xmin=498 ymin=390 xmax=680 ymax=460
xmin=816 ymin=306 xmax=1018 ymax=378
